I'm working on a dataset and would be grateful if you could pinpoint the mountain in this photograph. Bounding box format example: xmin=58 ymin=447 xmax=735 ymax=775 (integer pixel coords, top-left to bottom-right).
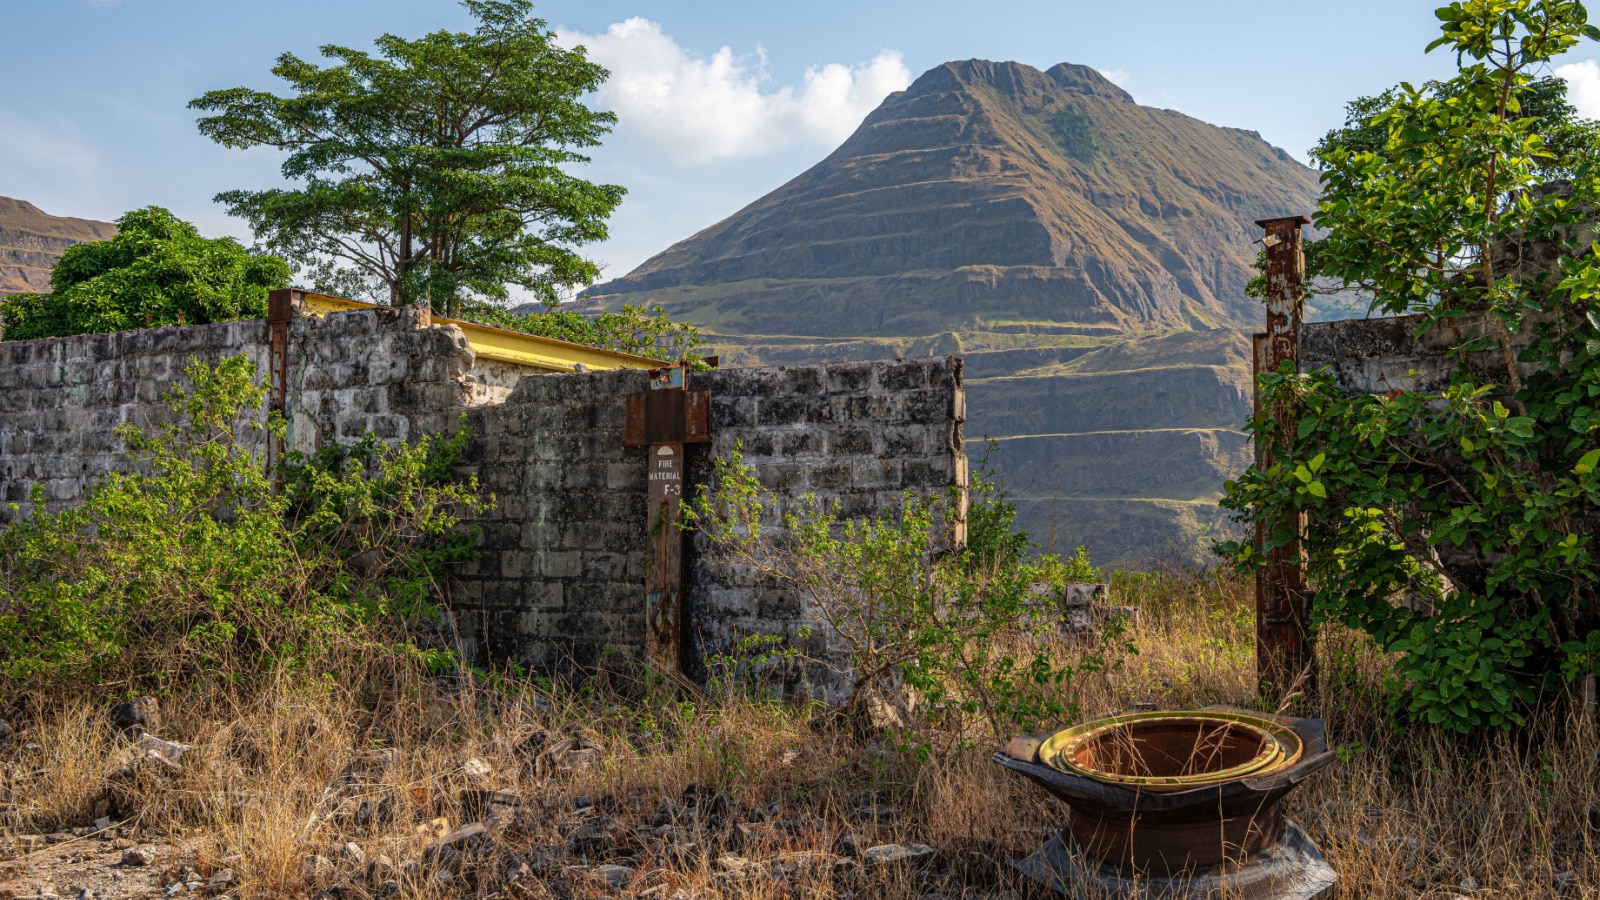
xmin=0 ymin=197 xmax=117 ymax=297
xmin=586 ymin=60 xmax=1323 ymax=563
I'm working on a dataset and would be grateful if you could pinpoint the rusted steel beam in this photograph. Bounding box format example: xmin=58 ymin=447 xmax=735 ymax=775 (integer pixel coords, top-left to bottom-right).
xmin=625 ymin=362 xmax=710 ymax=674
xmin=266 ymin=289 xmax=296 ymax=486
xmin=1254 ymin=216 xmax=1314 ymax=701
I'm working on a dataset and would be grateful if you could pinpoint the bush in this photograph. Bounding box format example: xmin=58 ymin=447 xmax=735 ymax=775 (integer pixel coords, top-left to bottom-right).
xmin=1220 ymin=0 xmax=1600 ymax=733
xmin=0 ymin=356 xmax=487 ymax=691
xmin=684 ymin=442 xmax=1131 ymax=741
xmin=0 ymin=207 xmax=291 ymax=341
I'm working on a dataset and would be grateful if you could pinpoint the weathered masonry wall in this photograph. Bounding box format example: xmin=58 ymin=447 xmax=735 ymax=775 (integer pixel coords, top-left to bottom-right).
xmin=684 ymin=359 xmax=966 ymax=698
xmin=1300 ymin=311 xmax=1545 ymax=396
xmin=446 ymin=357 xmax=967 ymax=683
xmin=0 ymin=309 xmax=966 ymax=685
xmin=0 ymin=306 xmax=498 ymax=524
xmin=0 ymin=320 xmax=272 ymax=522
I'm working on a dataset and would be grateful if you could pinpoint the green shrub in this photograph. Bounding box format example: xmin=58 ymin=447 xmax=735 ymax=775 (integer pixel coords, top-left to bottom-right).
xmin=0 ymin=207 xmax=291 ymax=341
xmin=1049 ymin=105 xmax=1098 ymax=161
xmin=685 ymin=442 xmax=1131 ymax=741
xmin=1220 ymin=0 xmax=1600 ymax=733
xmin=0 ymin=356 xmax=487 ymax=691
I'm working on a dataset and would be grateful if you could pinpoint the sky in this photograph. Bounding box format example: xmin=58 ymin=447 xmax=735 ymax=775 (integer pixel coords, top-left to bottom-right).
xmin=7 ymin=1 xmax=1600 ymax=289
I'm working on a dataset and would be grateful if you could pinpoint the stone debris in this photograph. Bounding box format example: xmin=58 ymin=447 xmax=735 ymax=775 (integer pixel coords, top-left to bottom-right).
xmin=564 ymin=817 xmax=617 ymax=857
xmin=110 ymin=698 xmax=161 ymax=737
xmin=305 ymin=854 xmax=334 ymax=884
xmin=862 ymin=843 xmax=936 ymax=869
xmin=365 ymin=854 xmax=395 ymax=884
xmin=460 ymin=788 xmax=519 ymax=828
xmin=420 ymin=823 xmax=495 ymax=872
xmin=416 ymin=817 xmax=451 ymax=840
xmin=201 ymin=869 xmax=233 ymax=893
xmin=593 ymin=864 xmax=636 ymax=888
xmin=118 ymin=847 xmax=156 ymax=868
xmin=338 ymin=842 xmax=364 ymax=867
xmin=536 ymin=737 xmax=602 ymax=777
xmin=133 ymin=735 xmax=192 ymax=766
xmin=459 ymin=757 xmax=492 ymax=780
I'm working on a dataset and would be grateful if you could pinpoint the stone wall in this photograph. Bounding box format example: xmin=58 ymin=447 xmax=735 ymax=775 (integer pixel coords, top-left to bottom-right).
xmin=447 ymin=357 xmax=967 ymax=687
xmin=281 ymin=305 xmax=484 ymax=456
xmin=0 ymin=320 xmax=272 ymax=523
xmin=0 ymin=310 xmax=967 ymax=687
xmin=0 ymin=306 xmax=517 ymax=524
xmin=684 ymin=358 xmax=966 ymax=700
xmin=1300 ymin=311 xmax=1545 ymax=396
xmin=449 ymin=369 xmax=653 ymax=671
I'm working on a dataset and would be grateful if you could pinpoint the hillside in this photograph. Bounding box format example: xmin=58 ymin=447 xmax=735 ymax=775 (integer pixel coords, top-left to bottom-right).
xmin=0 ymin=197 xmax=116 ymax=296
xmin=587 ymin=59 xmax=1321 ymax=563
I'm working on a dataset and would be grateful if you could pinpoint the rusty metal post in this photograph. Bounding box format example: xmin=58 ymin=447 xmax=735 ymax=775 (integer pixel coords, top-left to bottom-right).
xmin=265 ymin=288 xmax=298 ymax=486
xmin=1253 ymin=216 xmax=1313 ymax=701
xmin=625 ymin=363 xmax=710 ymax=674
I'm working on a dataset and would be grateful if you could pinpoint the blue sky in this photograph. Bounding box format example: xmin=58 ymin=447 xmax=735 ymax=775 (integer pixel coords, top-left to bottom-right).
xmin=6 ymin=1 xmax=1600 ymax=286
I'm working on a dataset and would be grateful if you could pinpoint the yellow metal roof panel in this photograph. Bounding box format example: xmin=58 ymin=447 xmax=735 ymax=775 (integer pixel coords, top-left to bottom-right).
xmin=295 ymin=291 xmax=663 ymax=373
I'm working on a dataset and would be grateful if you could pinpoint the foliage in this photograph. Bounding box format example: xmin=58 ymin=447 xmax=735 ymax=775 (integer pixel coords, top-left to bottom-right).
xmin=1220 ymin=0 xmax=1600 ymax=732
xmin=684 ymin=442 xmax=1130 ymax=741
xmin=0 ymin=356 xmax=488 ymax=689
xmin=0 ymin=207 xmax=290 ymax=342
xmin=1049 ymin=106 xmax=1098 ymax=161
xmin=455 ymin=298 xmax=706 ymax=361
xmin=190 ymin=0 xmax=623 ymax=317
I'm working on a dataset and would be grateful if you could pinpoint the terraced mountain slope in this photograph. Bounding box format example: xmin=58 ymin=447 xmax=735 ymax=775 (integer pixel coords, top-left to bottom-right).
xmin=0 ymin=197 xmax=116 ymax=297
xmin=587 ymin=60 xmax=1322 ymax=562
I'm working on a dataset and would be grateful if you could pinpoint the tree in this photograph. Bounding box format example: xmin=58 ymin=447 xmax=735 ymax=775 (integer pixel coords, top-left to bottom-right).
xmin=0 ymin=207 xmax=290 ymax=342
xmin=189 ymin=0 xmax=624 ymax=318
xmin=1220 ymin=0 xmax=1600 ymax=732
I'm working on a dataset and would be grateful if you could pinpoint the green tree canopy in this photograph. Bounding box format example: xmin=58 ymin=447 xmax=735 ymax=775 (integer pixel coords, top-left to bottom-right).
xmin=189 ymin=0 xmax=624 ymax=319
xmin=0 ymin=207 xmax=290 ymax=342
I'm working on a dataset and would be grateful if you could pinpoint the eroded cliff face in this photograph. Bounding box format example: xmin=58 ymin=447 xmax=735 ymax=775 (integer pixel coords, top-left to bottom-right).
xmin=588 ymin=60 xmax=1320 ymax=563
xmin=0 ymin=197 xmax=117 ymax=297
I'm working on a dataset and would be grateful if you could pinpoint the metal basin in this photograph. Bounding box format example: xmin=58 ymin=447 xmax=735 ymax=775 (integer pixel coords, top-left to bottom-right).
xmin=996 ymin=707 xmax=1335 ymax=879
xmin=1041 ymin=709 xmax=1303 ymax=793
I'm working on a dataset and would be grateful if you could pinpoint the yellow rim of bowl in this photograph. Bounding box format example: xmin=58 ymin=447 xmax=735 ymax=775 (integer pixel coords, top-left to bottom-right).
xmin=1038 ymin=710 xmax=1304 ymax=788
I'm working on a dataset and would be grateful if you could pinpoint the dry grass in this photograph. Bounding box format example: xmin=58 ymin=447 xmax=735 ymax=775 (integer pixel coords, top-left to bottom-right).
xmin=3 ymin=569 xmax=1598 ymax=899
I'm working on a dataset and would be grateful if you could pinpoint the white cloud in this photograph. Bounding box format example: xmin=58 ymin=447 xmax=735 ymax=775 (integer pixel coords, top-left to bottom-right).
xmin=1557 ymin=59 xmax=1600 ymax=119
xmin=556 ymin=18 xmax=912 ymax=163
xmin=1098 ymin=68 xmax=1131 ymax=88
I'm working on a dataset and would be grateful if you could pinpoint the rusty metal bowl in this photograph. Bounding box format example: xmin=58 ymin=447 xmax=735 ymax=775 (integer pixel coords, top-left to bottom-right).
xmin=995 ymin=707 xmax=1335 ymax=874
xmin=1039 ymin=709 xmax=1304 ymax=793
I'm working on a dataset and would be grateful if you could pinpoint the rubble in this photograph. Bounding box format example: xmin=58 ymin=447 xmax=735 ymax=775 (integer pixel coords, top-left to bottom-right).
xmin=109 ymin=699 xmax=161 ymax=737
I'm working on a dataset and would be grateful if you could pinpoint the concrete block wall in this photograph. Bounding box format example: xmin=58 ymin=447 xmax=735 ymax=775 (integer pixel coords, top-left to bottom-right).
xmin=445 ymin=357 xmax=967 ymax=683
xmin=1300 ymin=311 xmax=1547 ymax=396
xmin=450 ymin=368 xmax=654 ymax=672
xmin=683 ymin=357 xmax=966 ymax=700
xmin=0 ymin=320 xmax=272 ymax=523
xmin=0 ymin=311 xmax=967 ymax=687
xmin=282 ymin=306 xmax=481 ymax=455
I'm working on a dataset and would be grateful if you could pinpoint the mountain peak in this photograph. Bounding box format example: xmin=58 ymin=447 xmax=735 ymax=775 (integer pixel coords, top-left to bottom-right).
xmin=585 ymin=59 xmax=1318 ymax=563
xmin=903 ymin=59 xmax=1134 ymax=106
xmin=1045 ymin=62 xmax=1134 ymax=103
xmin=591 ymin=58 xmax=1316 ymax=334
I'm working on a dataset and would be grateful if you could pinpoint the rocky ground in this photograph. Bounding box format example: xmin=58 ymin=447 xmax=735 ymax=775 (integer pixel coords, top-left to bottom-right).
xmin=0 ymin=702 xmax=1049 ymax=900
